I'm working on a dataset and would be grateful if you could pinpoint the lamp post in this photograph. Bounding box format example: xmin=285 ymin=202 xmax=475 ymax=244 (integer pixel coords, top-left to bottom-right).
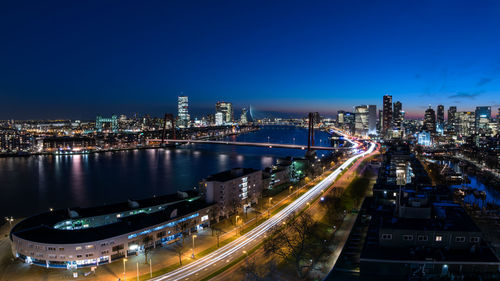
xmin=289 ymin=185 xmax=293 ymax=194
xmin=123 ymin=258 xmax=128 ymax=281
xmin=136 ymin=262 xmax=139 ymax=281
xmin=191 ymin=235 xmax=197 ymax=258
xmin=149 ymin=258 xmax=152 ymax=278
xmin=268 ymin=197 xmax=273 ymax=218
xmin=4 ymin=217 xmax=13 ymax=228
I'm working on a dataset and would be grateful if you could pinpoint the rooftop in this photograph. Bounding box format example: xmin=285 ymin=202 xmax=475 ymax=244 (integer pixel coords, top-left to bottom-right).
xmin=11 ymin=191 xmax=212 ymax=244
xmin=203 ymin=167 xmax=260 ymax=182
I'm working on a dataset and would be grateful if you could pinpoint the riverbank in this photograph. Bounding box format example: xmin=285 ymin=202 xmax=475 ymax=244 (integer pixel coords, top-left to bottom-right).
xmin=0 ymin=126 xmax=260 ymax=158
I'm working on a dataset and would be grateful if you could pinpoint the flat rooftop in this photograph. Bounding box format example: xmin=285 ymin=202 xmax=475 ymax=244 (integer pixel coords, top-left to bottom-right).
xmin=204 ymin=167 xmax=260 ymax=182
xmin=11 ymin=192 xmax=212 ymax=244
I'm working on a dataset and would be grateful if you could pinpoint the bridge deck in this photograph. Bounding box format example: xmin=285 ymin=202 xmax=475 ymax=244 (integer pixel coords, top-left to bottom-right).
xmin=147 ymin=139 xmax=349 ymax=150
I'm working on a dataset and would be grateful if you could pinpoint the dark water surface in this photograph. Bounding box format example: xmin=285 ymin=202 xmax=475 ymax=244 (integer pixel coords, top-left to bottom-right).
xmin=0 ymin=126 xmax=333 ymax=220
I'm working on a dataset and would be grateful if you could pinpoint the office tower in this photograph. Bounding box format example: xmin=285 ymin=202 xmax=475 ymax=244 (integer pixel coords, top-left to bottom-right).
xmin=498 ymin=108 xmax=500 ymax=135
xmin=343 ymin=112 xmax=355 ymax=134
xmin=447 ymin=106 xmax=457 ymax=133
xmin=177 ymin=96 xmax=190 ymax=128
xmin=215 ymin=112 xmax=224 ymax=126
xmin=337 ymin=111 xmax=345 ymax=124
xmin=354 ymin=105 xmax=369 ymax=137
xmin=383 ymin=95 xmax=393 ymax=136
xmin=215 ymin=101 xmax=234 ymax=124
xmin=392 ymin=101 xmax=403 ymax=137
xmin=240 ymin=108 xmax=248 ymax=124
xmin=436 ymin=105 xmax=444 ymax=133
xmin=457 ymin=111 xmax=475 ymax=136
xmin=475 ymin=106 xmax=491 ymax=134
xmin=368 ymin=105 xmax=377 ymax=135
xmin=377 ymin=109 xmax=383 ymax=133
xmin=423 ymin=106 xmax=436 ymax=133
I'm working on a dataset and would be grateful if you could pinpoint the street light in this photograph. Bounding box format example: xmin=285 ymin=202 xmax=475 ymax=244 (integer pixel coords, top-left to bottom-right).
xmin=268 ymin=197 xmax=273 ymax=218
xmin=4 ymin=217 xmax=13 ymax=228
xmin=191 ymin=235 xmax=197 ymax=258
xmin=123 ymin=258 xmax=128 ymax=281
xmin=289 ymin=185 xmax=293 ymax=194
xmin=235 ymin=215 xmax=240 ymax=226
xmin=149 ymin=258 xmax=152 ymax=278
xmin=136 ymin=262 xmax=139 ymax=281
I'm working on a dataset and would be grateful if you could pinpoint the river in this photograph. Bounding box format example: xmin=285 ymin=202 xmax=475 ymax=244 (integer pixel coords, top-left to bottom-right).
xmin=0 ymin=126 xmax=336 ymax=220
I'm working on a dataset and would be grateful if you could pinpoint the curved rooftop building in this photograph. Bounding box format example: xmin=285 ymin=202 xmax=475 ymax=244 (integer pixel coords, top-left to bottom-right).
xmin=10 ymin=191 xmax=212 ymax=269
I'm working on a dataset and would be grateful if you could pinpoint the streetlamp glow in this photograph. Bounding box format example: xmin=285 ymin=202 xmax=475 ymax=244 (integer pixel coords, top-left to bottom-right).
xmin=191 ymin=235 xmax=197 ymax=258
xmin=123 ymin=258 xmax=128 ymax=281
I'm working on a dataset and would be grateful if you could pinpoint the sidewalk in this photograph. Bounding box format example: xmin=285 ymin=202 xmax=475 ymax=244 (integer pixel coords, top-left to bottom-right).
xmin=0 ymin=177 xmax=312 ymax=281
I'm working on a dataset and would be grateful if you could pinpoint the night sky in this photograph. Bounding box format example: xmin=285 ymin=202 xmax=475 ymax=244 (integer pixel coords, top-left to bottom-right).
xmin=1 ymin=0 xmax=500 ymax=119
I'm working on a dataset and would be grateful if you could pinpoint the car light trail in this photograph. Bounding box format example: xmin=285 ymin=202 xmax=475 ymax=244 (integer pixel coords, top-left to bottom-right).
xmin=152 ymin=141 xmax=376 ymax=281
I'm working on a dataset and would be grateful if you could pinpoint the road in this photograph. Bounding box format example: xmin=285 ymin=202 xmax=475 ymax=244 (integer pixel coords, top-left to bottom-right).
xmin=151 ymin=141 xmax=376 ymax=281
xmin=148 ymin=139 xmax=352 ymax=151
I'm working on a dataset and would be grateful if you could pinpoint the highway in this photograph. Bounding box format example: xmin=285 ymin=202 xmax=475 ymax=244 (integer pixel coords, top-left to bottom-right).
xmin=148 ymin=139 xmax=351 ymax=151
xmin=151 ymin=139 xmax=376 ymax=281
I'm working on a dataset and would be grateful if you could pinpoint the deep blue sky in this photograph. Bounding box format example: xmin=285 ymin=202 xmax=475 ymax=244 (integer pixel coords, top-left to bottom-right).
xmin=1 ymin=0 xmax=500 ymax=119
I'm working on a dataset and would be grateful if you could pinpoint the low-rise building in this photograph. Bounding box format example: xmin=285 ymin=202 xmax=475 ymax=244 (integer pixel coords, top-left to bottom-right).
xmin=200 ymin=168 xmax=262 ymax=219
xmin=10 ymin=191 xmax=212 ymax=269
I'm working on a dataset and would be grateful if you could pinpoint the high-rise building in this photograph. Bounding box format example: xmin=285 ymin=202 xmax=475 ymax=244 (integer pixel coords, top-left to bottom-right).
xmin=423 ymin=106 xmax=436 ymax=133
xmin=377 ymin=110 xmax=383 ymax=133
xmin=447 ymin=106 xmax=457 ymax=133
xmin=240 ymin=108 xmax=248 ymax=124
xmin=368 ymin=105 xmax=377 ymax=135
xmin=382 ymin=95 xmax=393 ymax=136
xmin=457 ymin=111 xmax=475 ymax=136
xmin=475 ymin=106 xmax=491 ymax=134
xmin=337 ymin=111 xmax=345 ymax=124
xmin=393 ymin=101 xmax=403 ymax=137
xmin=343 ymin=112 xmax=355 ymax=134
xmin=354 ymin=105 xmax=369 ymax=137
xmin=436 ymin=105 xmax=444 ymax=133
xmin=177 ymin=96 xmax=190 ymax=128
xmin=215 ymin=102 xmax=233 ymax=124
xmin=215 ymin=112 xmax=224 ymax=126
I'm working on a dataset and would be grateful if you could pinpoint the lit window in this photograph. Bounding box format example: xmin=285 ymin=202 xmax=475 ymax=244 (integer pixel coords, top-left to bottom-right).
xmin=435 ymin=236 xmax=442 ymax=242
xmin=75 ymin=246 xmax=82 ymax=251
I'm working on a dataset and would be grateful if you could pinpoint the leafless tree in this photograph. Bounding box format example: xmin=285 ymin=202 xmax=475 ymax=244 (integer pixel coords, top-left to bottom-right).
xmin=263 ymin=211 xmax=317 ymax=278
xmin=169 ymin=240 xmax=185 ymax=266
xmin=142 ymin=235 xmax=153 ymax=264
xmin=211 ymin=227 xmax=224 ymax=248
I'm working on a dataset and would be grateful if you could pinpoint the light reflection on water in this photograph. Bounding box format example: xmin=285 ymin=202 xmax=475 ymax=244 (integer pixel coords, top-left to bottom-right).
xmin=0 ymin=126 xmax=337 ymax=219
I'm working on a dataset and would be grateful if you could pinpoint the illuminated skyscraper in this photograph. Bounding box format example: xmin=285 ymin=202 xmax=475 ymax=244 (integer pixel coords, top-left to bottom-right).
xmin=368 ymin=105 xmax=377 ymax=135
xmin=393 ymin=101 xmax=403 ymax=137
xmin=447 ymin=106 xmax=457 ymax=133
xmin=423 ymin=106 xmax=436 ymax=133
xmin=382 ymin=95 xmax=392 ymax=136
xmin=436 ymin=105 xmax=444 ymax=133
xmin=240 ymin=108 xmax=248 ymax=124
xmin=354 ymin=105 xmax=369 ymax=137
xmin=215 ymin=101 xmax=233 ymax=124
xmin=475 ymin=106 xmax=491 ymax=134
xmin=177 ymin=95 xmax=190 ymax=128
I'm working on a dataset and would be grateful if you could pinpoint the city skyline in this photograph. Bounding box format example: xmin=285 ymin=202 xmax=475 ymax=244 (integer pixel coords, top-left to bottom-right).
xmin=2 ymin=1 xmax=500 ymax=119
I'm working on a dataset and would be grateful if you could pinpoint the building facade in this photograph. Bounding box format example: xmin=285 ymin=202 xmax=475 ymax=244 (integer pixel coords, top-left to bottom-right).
xmin=177 ymin=95 xmax=190 ymax=128
xmin=382 ymin=95 xmax=393 ymax=136
xmin=201 ymin=168 xmax=262 ymax=218
xmin=10 ymin=192 xmax=212 ymax=269
xmin=215 ymin=101 xmax=234 ymax=125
